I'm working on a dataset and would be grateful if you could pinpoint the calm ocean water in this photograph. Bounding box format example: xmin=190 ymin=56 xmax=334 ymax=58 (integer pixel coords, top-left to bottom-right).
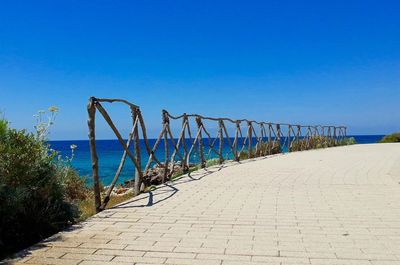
xmin=49 ymin=135 xmax=384 ymax=185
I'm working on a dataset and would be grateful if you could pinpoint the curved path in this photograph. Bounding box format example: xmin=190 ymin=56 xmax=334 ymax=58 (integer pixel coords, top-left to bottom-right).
xmin=11 ymin=144 xmax=400 ymax=265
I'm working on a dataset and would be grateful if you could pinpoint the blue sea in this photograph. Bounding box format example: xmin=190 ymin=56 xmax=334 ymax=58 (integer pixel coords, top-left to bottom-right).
xmin=49 ymin=135 xmax=384 ymax=185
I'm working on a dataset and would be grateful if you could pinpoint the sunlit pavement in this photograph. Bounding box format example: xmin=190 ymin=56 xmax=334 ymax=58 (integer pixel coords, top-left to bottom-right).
xmin=11 ymin=143 xmax=400 ymax=265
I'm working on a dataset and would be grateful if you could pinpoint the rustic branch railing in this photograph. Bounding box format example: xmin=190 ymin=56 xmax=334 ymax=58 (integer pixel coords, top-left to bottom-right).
xmin=87 ymin=97 xmax=347 ymax=212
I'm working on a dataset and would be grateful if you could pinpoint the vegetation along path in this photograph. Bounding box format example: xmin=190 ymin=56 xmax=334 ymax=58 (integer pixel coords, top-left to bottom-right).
xmin=10 ymin=143 xmax=400 ymax=265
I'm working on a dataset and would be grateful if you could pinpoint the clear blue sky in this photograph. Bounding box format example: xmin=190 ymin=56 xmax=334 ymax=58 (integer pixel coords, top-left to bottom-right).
xmin=0 ymin=0 xmax=399 ymax=139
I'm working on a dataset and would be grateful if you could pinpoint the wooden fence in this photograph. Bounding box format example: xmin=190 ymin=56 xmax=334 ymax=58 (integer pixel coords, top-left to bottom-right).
xmin=87 ymin=97 xmax=347 ymax=212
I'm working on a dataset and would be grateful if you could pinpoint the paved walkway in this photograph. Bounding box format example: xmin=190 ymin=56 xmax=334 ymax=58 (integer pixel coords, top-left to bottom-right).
xmin=10 ymin=143 xmax=400 ymax=265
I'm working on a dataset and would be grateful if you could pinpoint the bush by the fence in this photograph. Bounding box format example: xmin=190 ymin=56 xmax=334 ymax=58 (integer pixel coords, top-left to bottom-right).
xmin=0 ymin=118 xmax=86 ymax=259
xmin=379 ymin=133 xmax=400 ymax=143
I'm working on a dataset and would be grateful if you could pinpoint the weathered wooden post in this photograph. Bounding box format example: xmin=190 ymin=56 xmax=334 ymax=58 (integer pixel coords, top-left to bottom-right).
xmin=288 ymin=125 xmax=291 ymax=152
xmin=268 ymin=123 xmax=272 ymax=155
xmin=218 ymin=119 xmax=224 ymax=164
xmin=263 ymin=123 xmax=268 ymax=156
xmin=133 ymin=107 xmax=142 ymax=195
xmin=87 ymin=97 xmax=101 ymax=213
xmin=321 ymin=126 xmax=326 ymax=147
xmin=234 ymin=121 xmax=240 ymax=161
xmin=182 ymin=114 xmax=188 ymax=172
xmin=162 ymin=110 xmax=169 ymax=182
xmin=306 ymin=126 xmax=311 ymax=149
xmin=258 ymin=123 xmax=264 ymax=156
xmin=296 ymin=125 xmax=301 ymax=151
xmin=311 ymin=126 xmax=317 ymax=149
xmin=276 ymin=124 xmax=281 ymax=153
xmin=328 ymin=126 xmax=332 ymax=147
xmin=247 ymin=121 xmax=252 ymax=159
xmin=196 ymin=116 xmax=206 ymax=168
xmin=333 ymin=127 xmax=337 ymax=146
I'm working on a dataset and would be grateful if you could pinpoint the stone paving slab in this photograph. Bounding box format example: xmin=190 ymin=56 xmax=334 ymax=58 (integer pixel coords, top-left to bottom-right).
xmin=6 ymin=143 xmax=400 ymax=265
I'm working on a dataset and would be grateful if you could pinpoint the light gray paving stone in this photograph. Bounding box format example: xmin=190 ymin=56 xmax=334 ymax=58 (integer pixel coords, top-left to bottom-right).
xmin=24 ymin=257 xmax=81 ymax=264
xmin=112 ymin=255 xmax=166 ymax=263
xmin=61 ymin=253 xmax=114 ymax=261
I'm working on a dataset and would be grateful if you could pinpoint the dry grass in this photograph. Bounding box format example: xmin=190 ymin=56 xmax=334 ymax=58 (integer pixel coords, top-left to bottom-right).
xmin=77 ymin=192 xmax=135 ymax=221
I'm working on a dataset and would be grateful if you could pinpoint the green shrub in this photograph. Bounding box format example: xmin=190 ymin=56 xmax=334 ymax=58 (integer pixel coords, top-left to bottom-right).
xmin=337 ymin=137 xmax=357 ymax=146
xmin=238 ymin=150 xmax=248 ymax=160
xmin=289 ymin=139 xmax=306 ymax=151
xmin=0 ymin=119 xmax=7 ymax=138
xmin=0 ymin=112 xmax=87 ymax=259
xmin=57 ymin=166 xmax=89 ymax=203
xmin=205 ymin=158 xmax=220 ymax=167
xmin=254 ymin=142 xmax=278 ymax=156
xmin=379 ymin=133 xmax=400 ymax=143
xmin=238 ymin=141 xmax=281 ymax=160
